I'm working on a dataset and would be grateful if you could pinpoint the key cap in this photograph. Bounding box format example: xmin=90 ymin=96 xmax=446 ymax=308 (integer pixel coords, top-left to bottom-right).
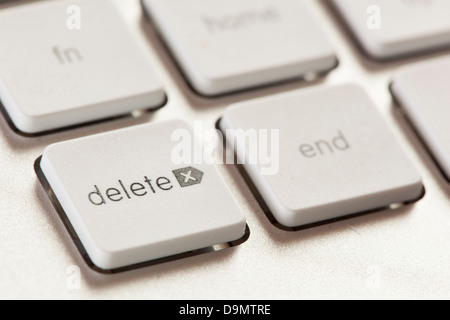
xmin=391 ymin=58 xmax=450 ymax=182
xmin=142 ymin=0 xmax=337 ymax=96
xmin=219 ymin=84 xmax=423 ymax=228
xmin=36 ymin=120 xmax=247 ymax=271
xmin=331 ymin=0 xmax=450 ymax=59
xmin=0 ymin=0 xmax=165 ymax=135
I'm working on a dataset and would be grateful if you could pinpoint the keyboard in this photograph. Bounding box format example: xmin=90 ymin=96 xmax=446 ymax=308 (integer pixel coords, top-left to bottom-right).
xmin=1 ymin=0 xmax=450 ymax=299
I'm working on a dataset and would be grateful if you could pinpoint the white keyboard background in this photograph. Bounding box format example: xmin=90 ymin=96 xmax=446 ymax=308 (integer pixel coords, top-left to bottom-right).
xmin=1 ymin=0 xmax=450 ymax=299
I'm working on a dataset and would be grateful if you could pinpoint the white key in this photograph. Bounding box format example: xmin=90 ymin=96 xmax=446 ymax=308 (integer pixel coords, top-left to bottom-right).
xmin=220 ymin=84 xmax=423 ymax=228
xmin=37 ymin=120 xmax=247 ymax=271
xmin=0 ymin=0 xmax=165 ymax=135
xmin=331 ymin=0 xmax=450 ymax=59
xmin=391 ymin=57 xmax=450 ymax=182
xmin=142 ymin=0 xmax=337 ymax=96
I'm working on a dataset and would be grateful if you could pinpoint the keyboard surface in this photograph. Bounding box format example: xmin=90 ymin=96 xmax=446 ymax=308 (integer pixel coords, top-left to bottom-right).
xmin=1 ymin=0 xmax=450 ymax=299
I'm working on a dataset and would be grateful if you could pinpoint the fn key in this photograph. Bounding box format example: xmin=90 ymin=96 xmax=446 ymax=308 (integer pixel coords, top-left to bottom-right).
xmin=0 ymin=0 xmax=165 ymax=135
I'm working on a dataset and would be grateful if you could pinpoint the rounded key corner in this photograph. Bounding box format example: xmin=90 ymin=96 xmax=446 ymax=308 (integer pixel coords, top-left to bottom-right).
xmin=359 ymin=39 xmax=393 ymax=63
xmin=0 ymin=97 xmax=168 ymax=138
xmin=388 ymin=79 xmax=406 ymax=104
xmin=34 ymin=156 xmax=43 ymax=174
xmin=187 ymin=72 xmax=226 ymax=98
xmin=265 ymin=191 xmax=427 ymax=233
xmin=271 ymin=216 xmax=302 ymax=232
xmin=67 ymin=225 xmax=251 ymax=275
xmin=188 ymin=62 xmax=341 ymax=99
xmin=331 ymin=56 xmax=340 ymax=72
xmin=233 ymin=159 xmax=427 ymax=233
xmin=215 ymin=116 xmax=231 ymax=133
xmin=34 ymin=156 xmax=50 ymax=191
xmin=409 ymin=184 xmax=427 ymax=204
xmin=181 ymin=72 xmax=256 ymax=99
xmin=0 ymin=102 xmax=37 ymax=138
xmin=90 ymin=224 xmax=251 ymax=274
xmin=34 ymin=150 xmax=251 ymax=274
xmin=357 ymin=33 xmax=450 ymax=63
xmin=347 ymin=34 xmax=393 ymax=63
xmin=215 ymin=118 xmax=223 ymax=131
xmin=147 ymin=91 xmax=169 ymax=112
xmin=388 ymin=81 xmax=396 ymax=98
xmin=321 ymin=55 xmax=340 ymax=75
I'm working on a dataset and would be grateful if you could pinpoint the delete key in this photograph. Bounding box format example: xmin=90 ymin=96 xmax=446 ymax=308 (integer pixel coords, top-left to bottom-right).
xmin=35 ymin=120 xmax=247 ymax=272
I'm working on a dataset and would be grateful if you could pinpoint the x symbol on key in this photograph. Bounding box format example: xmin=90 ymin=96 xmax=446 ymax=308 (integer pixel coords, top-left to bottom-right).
xmin=172 ymin=167 xmax=204 ymax=187
xmin=180 ymin=170 xmax=197 ymax=183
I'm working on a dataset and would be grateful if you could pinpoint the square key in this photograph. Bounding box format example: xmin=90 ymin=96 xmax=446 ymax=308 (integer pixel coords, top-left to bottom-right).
xmin=0 ymin=0 xmax=165 ymax=135
xmin=36 ymin=120 xmax=247 ymax=272
xmin=391 ymin=57 xmax=450 ymax=182
xmin=220 ymin=84 xmax=424 ymax=228
xmin=142 ymin=0 xmax=337 ymax=96
xmin=331 ymin=0 xmax=450 ymax=59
